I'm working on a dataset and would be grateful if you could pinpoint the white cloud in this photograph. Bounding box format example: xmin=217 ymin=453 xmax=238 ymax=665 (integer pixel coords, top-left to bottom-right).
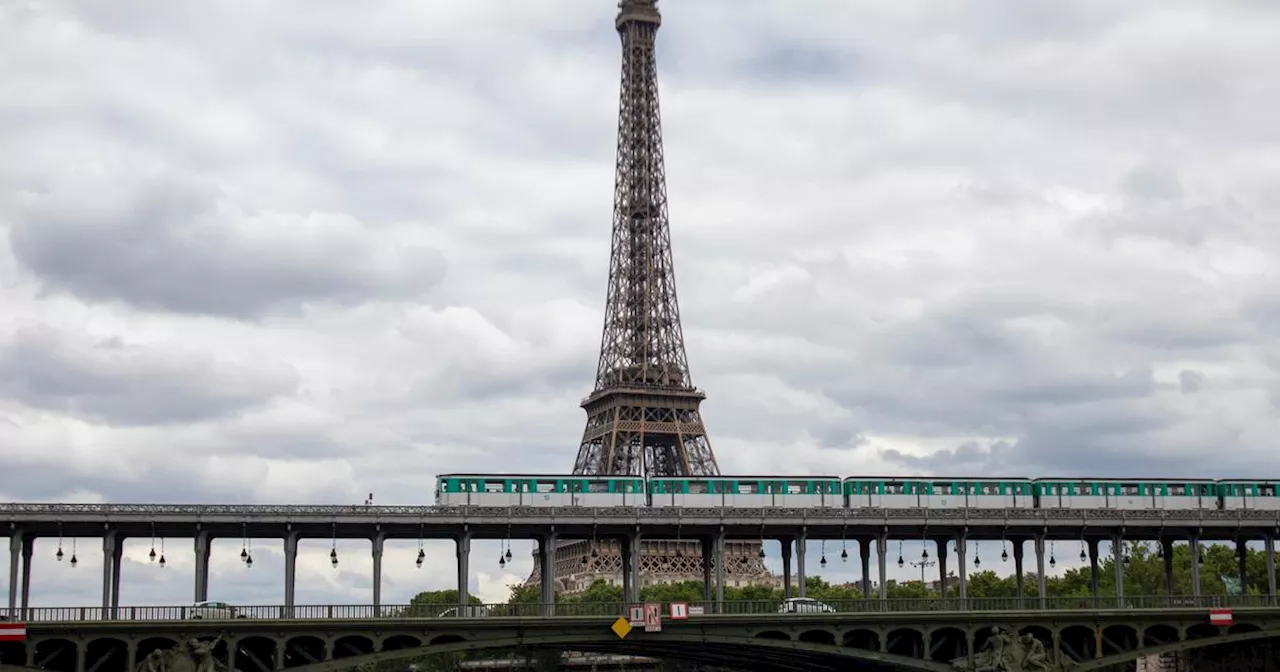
xmin=5 ymin=0 xmax=1280 ymax=608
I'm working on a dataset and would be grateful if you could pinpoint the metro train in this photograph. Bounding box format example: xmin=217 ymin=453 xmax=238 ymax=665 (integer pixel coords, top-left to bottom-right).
xmin=435 ymin=474 xmax=1280 ymax=512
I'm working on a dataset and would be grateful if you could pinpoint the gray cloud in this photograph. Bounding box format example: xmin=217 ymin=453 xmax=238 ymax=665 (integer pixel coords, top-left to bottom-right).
xmin=0 ymin=326 xmax=297 ymax=426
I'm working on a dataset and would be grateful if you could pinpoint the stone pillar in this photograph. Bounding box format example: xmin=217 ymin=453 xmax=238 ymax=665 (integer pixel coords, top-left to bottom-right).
xmin=101 ymin=530 xmax=117 ymax=613
xmin=19 ymin=536 xmax=33 ymax=617
xmin=1088 ymin=539 xmax=1101 ymax=601
xmin=956 ymin=534 xmax=968 ymax=600
xmin=859 ymin=538 xmax=872 ymax=598
xmin=1266 ymin=534 xmax=1276 ymax=605
xmin=1034 ymin=536 xmax=1047 ymax=604
xmin=1162 ymin=540 xmax=1175 ymax=599
xmin=371 ymin=533 xmax=385 ymax=612
xmin=1113 ymin=537 xmax=1125 ymax=600
xmin=796 ymin=533 xmax=807 ymax=598
xmin=283 ymin=531 xmax=299 ymax=614
xmin=876 ymin=534 xmax=888 ymax=600
xmin=781 ymin=539 xmax=793 ymax=600
xmin=194 ymin=531 xmax=211 ymax=603
xmin=7 ymin=531 xmax=21 ymax=612
xmin=937 ymin=539 xmax=949 ymax=598
xmin=1013 ymin=540 xmax=1025 ymax=604
xmin=457 ymin=532 xmax=473 ymax=611
xmin=1190 ymin=536 xmax=1202 ymax=597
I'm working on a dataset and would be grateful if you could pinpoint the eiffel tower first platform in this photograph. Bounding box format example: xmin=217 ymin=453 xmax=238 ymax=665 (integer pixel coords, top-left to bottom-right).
xmin=527 ymin=0 xmax=775 ymax=596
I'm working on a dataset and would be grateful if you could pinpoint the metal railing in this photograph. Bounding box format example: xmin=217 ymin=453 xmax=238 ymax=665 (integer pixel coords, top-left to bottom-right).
xmin=0 ymin=595 xmax=1273 ymax=623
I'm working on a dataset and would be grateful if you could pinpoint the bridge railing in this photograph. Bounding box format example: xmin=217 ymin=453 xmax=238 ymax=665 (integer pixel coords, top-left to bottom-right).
xmin=1 ymin=595 xmax=1274 ymax=622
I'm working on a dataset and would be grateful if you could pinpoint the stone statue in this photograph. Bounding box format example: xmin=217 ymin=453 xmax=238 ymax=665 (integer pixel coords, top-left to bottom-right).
xmin=137 ymin=635 xmax=224 ymax=672
xmin=950 ymin=628 xmax=1071 ymax=672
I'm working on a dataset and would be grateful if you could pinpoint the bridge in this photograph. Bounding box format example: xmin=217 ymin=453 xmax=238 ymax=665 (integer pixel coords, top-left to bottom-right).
xmin=7 ymin=503 xmax=1280 ymax=621
xmin=1 ymin=597 xmax=1278 ymax=672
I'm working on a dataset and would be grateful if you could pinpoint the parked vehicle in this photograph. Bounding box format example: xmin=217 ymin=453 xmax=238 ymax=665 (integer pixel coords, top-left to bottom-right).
xmin=777 ymin=597 xmax=836 ymax=614
xmin=188 ymin=601 xmax=246 ymax=619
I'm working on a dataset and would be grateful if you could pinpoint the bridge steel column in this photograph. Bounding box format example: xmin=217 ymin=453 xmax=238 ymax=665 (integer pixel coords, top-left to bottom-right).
xmin=956 ymin=532 xmax=968 ymax=600
xmin=1266 ymin=533 xmax=1276 ymax=605
xmin=1162 ymin=539 xmax=1175 ymax=596
xmin=876 ymin=532 xmax=888 ymax=600
xmin=1237 ymin=538 xmax=1248 ymax=591
xmin=283 ymin=530 xmax=299 ymax=615
xmin=1113 ymin=536 xmax=1125 ymax=598
xmin=625 ymin=529 xmax=640 ymax=604
xmin=193 ymin=530 xmax=211 ymax=603
xmin=936 ymin=539 xmax=948 ymax=598
xmin=1034 ymin=535 xmax=1047 ymax=605
xmin=6 ymin=530 xmax=21 ymax=612
xmin=458 ymin=531 xmax=473 ymax=613
xmin=621 ymin=534 xmax=633 ymax=603
xmin=110 ymin=538 xmax=123 ymax=612
xmin=101 ymin=530 xmax=118 ymax=614
xmin=858 ymin=537 xmax=871 ymax=598
xmin=1088 ymin=538 xmax=1101 ymax=600
xmin=714 ymin=531 xmax=725 ymax=612
xmin=372 ymin=532 xmax=385 ymax=613
xmin=1013 ymin=539 xmax=1024 ymax=606
xmin=781 ymin=538 xmax=792 ymax=600
xmin=796 ymin=532 xmax=806 ymax=598
xmin=20 ymin=535 xmax=33 ymax=618
xmin=700 ymin=536 xmax=712 ymax=606
xmin=1190 ymin=535 xmax=1202 ymax=596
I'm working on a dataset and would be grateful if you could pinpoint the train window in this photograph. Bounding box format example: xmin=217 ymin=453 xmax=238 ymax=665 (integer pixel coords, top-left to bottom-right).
xmin=689 ymin=481 xmax=711 ymax=494
xmin=887 ymin=482 xmax=904 ymax=495
xmin=1264 ymin=484 xmax=1277 ymax=497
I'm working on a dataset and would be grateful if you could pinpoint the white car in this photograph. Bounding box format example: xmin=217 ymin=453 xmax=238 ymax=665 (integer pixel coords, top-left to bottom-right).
xmin=188 ymin=601 xmax=246 ymax=619
xmin=777 ymin=597 xmax=836 ymax=614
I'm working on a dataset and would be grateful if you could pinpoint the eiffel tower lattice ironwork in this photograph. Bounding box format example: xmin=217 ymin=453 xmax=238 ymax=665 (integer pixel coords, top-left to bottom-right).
xmin=527 ymin=0 xmax=773 ymax=596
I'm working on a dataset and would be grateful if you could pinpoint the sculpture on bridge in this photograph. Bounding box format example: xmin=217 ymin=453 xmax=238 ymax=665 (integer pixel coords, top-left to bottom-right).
xmin=137 ymin=635 xmax=225 ymax=672
xmin=950 ymin=627 xmax=1072 ymax=671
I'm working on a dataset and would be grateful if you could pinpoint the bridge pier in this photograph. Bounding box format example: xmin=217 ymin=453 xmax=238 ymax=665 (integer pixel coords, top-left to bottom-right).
xmin=6 ymin=530 xmax=21 ymax=613
xmin=713 ymin=532 xmax=725 ymax=610
xmin=284 ymin=531 xmax=299 ymax=616
xmin=1237 ymin=538 xmax=1248 ymax=593
xmin=1089 ymin=538 xmax=1101 ymax=600
xmin=372 ymin=533 xmax=385 ymax=614
xmin=1013 ymin=538 xmax=1024 ymax=607
xmin=858 ymin=537 xmax=871 ymax=598
xmin=1034 ymin=535 xmax=1047 ymax=605
xmin=457 ymin=531 xmax=472 ymax=613
xmin=876 ymin=532 xmax=887 ymax=600
xmin=19 ymin=536 xmax=32 ymax=620
xmin=700 ymin=536 xmax=712 ymax=607
xmin=956 ymin=532 xmax=968 ymax=600
xmin=781 ymin=539 xmax=792 ymax=600
xmin=1266 ymin=533 xmax=1276 ymax=605
xmin=194 ymin=530 xmax=211 ymax=604
xmin=100 ymin=531 xmax=117 ymax=616
xmin=937 ymin=539 xmax=949 ymax=598
xmin=1113 ymin=535 xmax=1125 ymax=599
xmin=1190 ymin=535 xmax=1202 ymax=596
xmin=795 ymin=533 xmax=806 ymax=598
xmin=1161 ymin=539 xmax=1174 ymax=597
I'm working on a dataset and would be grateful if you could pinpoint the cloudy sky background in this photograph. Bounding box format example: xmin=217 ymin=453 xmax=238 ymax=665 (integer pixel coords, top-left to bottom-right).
xmin=3 ymin=0 xmax=1280 ymax=607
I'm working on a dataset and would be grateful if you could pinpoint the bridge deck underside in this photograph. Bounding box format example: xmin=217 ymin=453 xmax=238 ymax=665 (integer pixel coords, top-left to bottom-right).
xmin=4 ymin=611 xmax=1280 ymax=672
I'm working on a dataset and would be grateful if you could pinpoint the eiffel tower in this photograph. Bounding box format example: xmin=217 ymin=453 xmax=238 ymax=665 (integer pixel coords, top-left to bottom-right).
xmin=528 ymin=0 xmax=773 ymax=596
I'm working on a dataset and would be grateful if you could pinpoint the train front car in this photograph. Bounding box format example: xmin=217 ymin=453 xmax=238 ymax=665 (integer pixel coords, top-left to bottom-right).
xmin=647 ymin=476 xmax=843 ymax=509
xmin=434 ymin=474 xmax=645 ymax=507
xmin=1218 ymin=480 xmax=1280 ymax=510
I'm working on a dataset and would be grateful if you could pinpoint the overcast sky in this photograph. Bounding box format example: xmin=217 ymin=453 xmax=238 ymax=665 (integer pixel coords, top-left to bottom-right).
xmin=3 ymin=0 xmax=1279 ymax=608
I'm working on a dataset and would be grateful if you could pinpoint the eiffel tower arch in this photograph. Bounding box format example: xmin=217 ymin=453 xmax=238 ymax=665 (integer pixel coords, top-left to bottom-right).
xmin=527 ymin=0 xmax=776 ymax=596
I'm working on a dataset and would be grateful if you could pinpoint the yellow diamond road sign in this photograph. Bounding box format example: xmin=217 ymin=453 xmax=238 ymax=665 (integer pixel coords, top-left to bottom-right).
xmin=611 ymin=617 xmax=633 ymax=639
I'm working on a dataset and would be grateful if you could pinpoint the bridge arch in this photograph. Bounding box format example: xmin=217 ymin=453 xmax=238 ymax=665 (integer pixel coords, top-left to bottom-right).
xmin=283 ymin=631 xmax=955 ymax=672
xmin=1076 ymin=627 xmax=1280 ymax=671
